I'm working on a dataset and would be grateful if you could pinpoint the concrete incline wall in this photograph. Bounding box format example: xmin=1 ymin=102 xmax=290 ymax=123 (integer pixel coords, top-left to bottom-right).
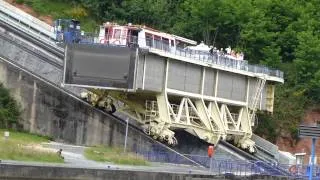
xmin=0 ymin=163 xmax=291 ymax=180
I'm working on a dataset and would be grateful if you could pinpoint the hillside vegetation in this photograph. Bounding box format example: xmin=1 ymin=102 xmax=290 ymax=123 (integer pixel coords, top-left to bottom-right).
xmin=0 ymin=83 xmax=20 ymax=128
xmin=12 ymin=0 xmax=320 ymax=143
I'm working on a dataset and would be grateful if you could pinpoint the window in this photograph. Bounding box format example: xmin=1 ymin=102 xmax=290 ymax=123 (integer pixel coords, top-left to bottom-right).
xmin=146 ymin=33 xmax=153 ymax=47
xmin=162 ymin=38 xmax=170 ymax=51
xmin=154 ymin=35 xmax=161 ymax=49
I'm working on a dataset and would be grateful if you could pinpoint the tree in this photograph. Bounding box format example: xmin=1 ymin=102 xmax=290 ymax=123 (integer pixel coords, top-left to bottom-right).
xmin=0 ymin=84 xmax=21 ymax=128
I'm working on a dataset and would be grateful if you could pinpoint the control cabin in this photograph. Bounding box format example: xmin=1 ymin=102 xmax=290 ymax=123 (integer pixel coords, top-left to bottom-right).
xmin=53 ymin=19 xmax=81 ymax=43
xmin=98 ymin=22 xmax=197 ymax=51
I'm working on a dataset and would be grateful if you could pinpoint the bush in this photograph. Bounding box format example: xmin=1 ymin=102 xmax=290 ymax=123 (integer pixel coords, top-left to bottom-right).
xmin=0 ymin=83 xmax=21 ymax=128
xmin=66 ymin=6 xmax=88 ymax=19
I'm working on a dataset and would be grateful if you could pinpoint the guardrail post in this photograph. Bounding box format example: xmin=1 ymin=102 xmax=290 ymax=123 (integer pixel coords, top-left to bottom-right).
xmin=123 ymin=118 xmax=129 ymax=152
xmin=309 ymin=137 xmax=316 ymax=180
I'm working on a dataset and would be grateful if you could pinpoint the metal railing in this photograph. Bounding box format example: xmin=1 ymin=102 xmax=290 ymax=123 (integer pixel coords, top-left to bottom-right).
xmin=86 ymin=35 xmax=284 ymax=79
xmin=252 ymin=134 xmax=279 ymax=159
xmin=131 ymin=147 xmax=320 ymax=178
xmin=181 ymin=154 xmax=320 ymax=178
xmin=0 ymin=0 xmax=54 ymax=38
xmin=131 ymin=142 xmax=202 ymax=166
xmin=0 ymin=0 xmax=60 ymax=52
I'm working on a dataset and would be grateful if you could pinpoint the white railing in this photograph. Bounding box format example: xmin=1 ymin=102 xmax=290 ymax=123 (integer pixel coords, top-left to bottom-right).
xmin=0 ymin=0 xmax=55 ymax=39
xmin=0 ymin=12 xmax=59 ymax=48
xmin=87 ymin=34 xmax=284 ymax=79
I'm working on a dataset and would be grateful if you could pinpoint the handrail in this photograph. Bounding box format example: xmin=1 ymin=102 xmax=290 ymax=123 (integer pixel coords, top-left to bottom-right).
xmin=87 ymin=34 xmax=284 ymax=79
xmin=0 ymin=12 xmax=56 ymax=46
xmin=0 ymin=10 xmax=63 ymax=53
xmin=0 ymin=0 xmax=54 ymax=39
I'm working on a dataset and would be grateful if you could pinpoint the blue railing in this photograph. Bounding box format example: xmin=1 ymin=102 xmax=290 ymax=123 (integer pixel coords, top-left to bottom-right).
xmin=131 ymin=143 xmax=199 ymax=166
xmin=130 ymin=146 xmax=320 ymax=179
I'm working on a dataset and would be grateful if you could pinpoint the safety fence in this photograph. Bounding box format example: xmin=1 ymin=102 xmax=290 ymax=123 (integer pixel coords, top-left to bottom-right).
xmin=130 ymin=146 xmax=320 ymax=178
xmin=131 ymin=143 xmax=201 ymax=166
xmin=0 ymin=0 xmax=55 ymax=39
xmin=0 ymin=1 xmax=61 ymax=54
xmin=76 ymin=33 xmax=284 ymax=79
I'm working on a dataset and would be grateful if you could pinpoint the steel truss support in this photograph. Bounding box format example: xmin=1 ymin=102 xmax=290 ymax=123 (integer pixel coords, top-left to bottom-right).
xmin=117 ymin=89 xmax=254 ymax=152
xmin=79 ymin=76 xmax=267 ymax=153
xmin=99 ymin=89 xmax=257 ymax=152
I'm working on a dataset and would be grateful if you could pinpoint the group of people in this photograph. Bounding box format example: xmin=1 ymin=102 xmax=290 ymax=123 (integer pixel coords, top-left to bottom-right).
xmin=209 ymin=46 xmax=244 ymax=61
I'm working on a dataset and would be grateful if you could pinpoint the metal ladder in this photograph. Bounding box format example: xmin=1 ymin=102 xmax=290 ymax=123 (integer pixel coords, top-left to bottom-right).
xmin=249 ymin=76 xmax=266 ymax=121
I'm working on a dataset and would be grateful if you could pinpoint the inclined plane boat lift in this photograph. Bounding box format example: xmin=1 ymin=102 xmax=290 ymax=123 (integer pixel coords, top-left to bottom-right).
xmin=59 ymin=22 xmax=284 ymax=153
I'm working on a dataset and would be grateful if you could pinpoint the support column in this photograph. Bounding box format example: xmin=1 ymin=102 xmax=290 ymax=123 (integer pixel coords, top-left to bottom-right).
xmin=156 ymin=92 xmax=171 ymax=124
xmin=195 ymin=100 xmax=212 ymax=130
xmin=309 ymin=137 xmax=316 ymax=180
xmin=237 ymin=106 xmax=255 ymax=152
xmin=239 ymin=107 xmax=252 ymax=134
xmin=209 ymin=102 xmax=226 ymax=140
xmin=30 ymin=81 xmax=37 ymax=133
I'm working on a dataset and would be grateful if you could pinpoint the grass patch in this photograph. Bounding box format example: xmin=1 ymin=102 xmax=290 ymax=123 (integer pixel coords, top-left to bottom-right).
xmin=14 ymin=0 xmax=98 ymax=31
xmin=85 ymin=146 xmax=148 ymax=166
xmin=0 ymin=129 xmax=63 ymax=163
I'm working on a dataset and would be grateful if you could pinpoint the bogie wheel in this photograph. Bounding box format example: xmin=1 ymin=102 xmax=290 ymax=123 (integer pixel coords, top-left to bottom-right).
xmin=107 ymin=104 xmax=116 ymax=114
xmin=143 ymin=127 xmax=151 ymax=135
xmin=168 ymin=137 xmax=178 ymax=146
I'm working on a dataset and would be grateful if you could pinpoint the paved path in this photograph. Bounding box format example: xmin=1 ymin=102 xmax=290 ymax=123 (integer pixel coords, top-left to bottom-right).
xmin=17 ymin=142 xmax=211 ymax=175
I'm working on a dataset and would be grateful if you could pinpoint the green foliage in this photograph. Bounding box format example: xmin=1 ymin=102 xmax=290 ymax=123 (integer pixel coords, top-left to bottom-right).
xmin=0 ymin=84 xmax=21 ymax=128
xmin=255 ymin=83 xmax=307 ymax=142
xmin=65 ymin=6 xmax=88 ymax=19
xmin=18 ymin=0 xmax=96 ymax=31
xmin=84 ymin=146 xmax=148 ymax=166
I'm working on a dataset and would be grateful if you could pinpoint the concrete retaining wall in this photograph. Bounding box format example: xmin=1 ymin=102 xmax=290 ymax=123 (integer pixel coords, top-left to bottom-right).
xmin=0 ymin=163 xmax=214 ymax=180
xmin=0 ymin=163 xmax=290 ymax=180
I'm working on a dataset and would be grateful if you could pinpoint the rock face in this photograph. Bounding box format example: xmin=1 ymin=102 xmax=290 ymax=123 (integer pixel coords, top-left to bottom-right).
xmin=276 ymin=109 xmax=320 ymax=164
